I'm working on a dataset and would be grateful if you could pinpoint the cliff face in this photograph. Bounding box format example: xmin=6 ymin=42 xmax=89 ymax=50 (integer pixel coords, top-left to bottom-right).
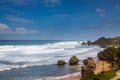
xmin=92 ymin=37 xmax=120 ymax=48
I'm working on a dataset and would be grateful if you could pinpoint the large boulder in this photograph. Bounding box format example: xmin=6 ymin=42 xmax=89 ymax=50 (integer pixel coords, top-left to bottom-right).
xmin=69 ymin=56 xmax=79 ymax=65
xmin=81 ymin=41 xmax=87 ymax=45
xmin=57 ymin=60 xmax=65 ymax=66
xmin=87 ymin=57 xmax=96 ymax=68
xmin=83 ymin=57 xmax=96 ymax=68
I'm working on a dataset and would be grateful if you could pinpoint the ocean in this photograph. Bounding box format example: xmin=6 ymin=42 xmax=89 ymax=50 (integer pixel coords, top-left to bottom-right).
xmin=0 ymin=40 xmax=103 ymax=80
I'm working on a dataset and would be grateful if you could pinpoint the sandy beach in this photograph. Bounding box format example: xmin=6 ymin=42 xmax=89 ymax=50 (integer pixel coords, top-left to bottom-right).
xmin=59 ymin=60 xmax=111 ymax=80
xmin=57 ymin=74 xmax=81 ymax=80
xmin=94 ymin=60 xmax=111 ymax=74
xmin=55 ymin=65 xmax=81 ymax=80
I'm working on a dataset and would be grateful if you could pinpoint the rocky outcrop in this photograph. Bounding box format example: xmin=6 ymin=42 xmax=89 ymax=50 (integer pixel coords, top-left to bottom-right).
xmin=81 ymin=41 xmax=86 ymax=45
xmin=83 ymin=57 xmax=96 ymax=68
xmin=69 ymin=56 xmax=79 ymax=65
xmin=81 ymin=57 xmax=96 ymax=78
xmin=97 ymin=47 xmax=120 ymax=69
xmin=57 ymin=60 xmax=65 ymax=66
xmin=91 ymin=37 xmax=120 ymax=48
xmin=97 ymin=47 xmax=118 ymax=62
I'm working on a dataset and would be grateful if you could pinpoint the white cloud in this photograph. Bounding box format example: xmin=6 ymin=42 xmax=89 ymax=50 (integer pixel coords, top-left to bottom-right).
xmin=16 ymin=27 xmax=38 ymax=34
xmin=16 ymin=28 xmax=27 ymax=33
xmin=0 ymin=0 xmax=61 ymax=7
xmin=55 ymin=14 xmax=70 ymax=17
xmin=43 ymin=0 xmax=61 ymax=7
xmin=96 ymin=8 xmax=104 ymax=13
xmin=0 ymin=23 xmax=9 ymax=30
xmin=0 ymin=23 xmax=38 ymax=34
xmin=96 ymin=8 xmax=105 ymax=17
xmin=5 ymin=15 xmax=34 ymax=23
xmin=0 ymin=23 xmax=13 ymax=34
xmin=0 ymin=0 xmax=34 ymax=6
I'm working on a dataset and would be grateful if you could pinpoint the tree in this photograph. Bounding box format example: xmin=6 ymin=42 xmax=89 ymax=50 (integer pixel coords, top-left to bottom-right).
xmin=117 ymin=48 xmax=120 ymax=67
xmin=103 ymin=47 xmax=118 ymax=69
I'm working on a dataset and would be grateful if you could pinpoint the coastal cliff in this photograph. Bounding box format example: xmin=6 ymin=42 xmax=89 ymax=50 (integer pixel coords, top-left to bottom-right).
xmin=80 ymin=36 xmax=120 ymax=80
xmin=91 ymin=36 xmax=120 ymax=48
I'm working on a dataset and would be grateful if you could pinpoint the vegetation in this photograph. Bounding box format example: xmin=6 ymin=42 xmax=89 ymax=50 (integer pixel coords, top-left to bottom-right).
xmin=117 ymin=48 xmax=120 ymax=67
xmin=91 ymin=36 xmax=120 ymax=48
xmin=97 ymin=47 xmax=120 ymax=69
xmin=81 ymin=70 xmax=116 ymax=80
xmin=81 ymin=46 xmax=120 ymax=80
xmin=81 ymin=37 xmax=120 ymax=80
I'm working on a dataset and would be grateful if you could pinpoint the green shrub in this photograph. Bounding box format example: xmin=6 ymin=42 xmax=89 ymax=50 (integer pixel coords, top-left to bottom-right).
xmin=99 ymin=70 xmax=116 ymax=80
xmin=81 ymin=70 xmax=116 ymax=80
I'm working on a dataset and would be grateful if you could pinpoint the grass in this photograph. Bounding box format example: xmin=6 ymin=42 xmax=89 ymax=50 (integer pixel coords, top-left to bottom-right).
xmin=99 ymin=70 xmax=116 ymax=80
xmin=81 ymin=70 xmax=116 ymax=80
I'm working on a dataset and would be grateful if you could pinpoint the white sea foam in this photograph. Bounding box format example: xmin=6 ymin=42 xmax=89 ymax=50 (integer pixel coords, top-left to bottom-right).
xmin=35 ymin=72 xmax=81 ymax=80
xmin=0 ymin=41 xmax=102 ymax=71
xmin=54 ymin=72 xmax=81 ymax=80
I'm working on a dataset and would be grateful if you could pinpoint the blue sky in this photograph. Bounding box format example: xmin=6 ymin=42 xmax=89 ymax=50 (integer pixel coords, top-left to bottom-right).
xmin=0 ymin=0 xmax=120 ymax=40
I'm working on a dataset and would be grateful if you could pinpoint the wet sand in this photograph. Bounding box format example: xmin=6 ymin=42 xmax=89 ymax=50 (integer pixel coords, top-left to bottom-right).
xmin=58 ymin=74 xmax=81 ymax=80
xmin=57 ymin=65 xmax=81 ymax=80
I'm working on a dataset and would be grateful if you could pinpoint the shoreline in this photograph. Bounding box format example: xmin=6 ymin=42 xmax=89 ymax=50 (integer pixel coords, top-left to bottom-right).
xmin=54 ymin=65 xmax=81 ymax=80
xmin=55 ymin=72 xmax=81 ymax=80
xmin=0 ymin=56 xmax=110 ymax=80
xmin=57 ymin=60 xmax=111 ymax=80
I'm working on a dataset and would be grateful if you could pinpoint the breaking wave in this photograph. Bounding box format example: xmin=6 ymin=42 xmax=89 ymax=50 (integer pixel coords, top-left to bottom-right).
xmin=0 ymin=41 xmax=102 ymax=71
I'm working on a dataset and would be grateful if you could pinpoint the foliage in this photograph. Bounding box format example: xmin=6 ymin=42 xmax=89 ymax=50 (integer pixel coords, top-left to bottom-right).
xmin=97 ymin=47 xmax=120 ymax=69
xmin=81 ymin=70 xmax=116 ymax=80
xmin=92 ymin=36 xmax=120 ymax=48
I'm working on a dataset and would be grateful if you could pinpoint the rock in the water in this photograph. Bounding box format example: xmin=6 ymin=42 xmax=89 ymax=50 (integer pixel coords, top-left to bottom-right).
xmin=69 ymin=56 xmax=79 ymax=65
xmin=57 ymin=60 xmax=65 ymax=65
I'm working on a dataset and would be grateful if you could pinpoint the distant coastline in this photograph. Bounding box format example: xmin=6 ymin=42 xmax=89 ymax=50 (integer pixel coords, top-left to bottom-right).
xmin=88 ymin=36 xmax=120 ymax=48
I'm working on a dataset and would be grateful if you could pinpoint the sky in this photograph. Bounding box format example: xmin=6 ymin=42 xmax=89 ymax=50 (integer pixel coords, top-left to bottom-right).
xmin=0 ymin=0 xmax=120 ymax=40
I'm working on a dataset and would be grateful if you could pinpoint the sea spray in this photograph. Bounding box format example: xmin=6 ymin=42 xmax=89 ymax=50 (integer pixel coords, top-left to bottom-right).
xmin=0 ymin=40 xmax=103 ymax=80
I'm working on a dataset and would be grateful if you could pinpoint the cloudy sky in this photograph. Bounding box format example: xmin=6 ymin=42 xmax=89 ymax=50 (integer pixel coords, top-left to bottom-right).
xmin=0 ymin=0 xmax=120 ymax=40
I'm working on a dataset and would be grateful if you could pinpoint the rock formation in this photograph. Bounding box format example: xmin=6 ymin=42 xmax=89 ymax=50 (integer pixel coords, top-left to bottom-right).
xmin=97 ymin=47 xmax=119 ymax=69
xmin=69 ymin=55 xmax=79 ymax=65
xmin=81 ymin=57 xmax=96 ymax=78
xmin=91 ymin=36 xmax=120 ymax=48
xmin=57 ymin=60 xmax=65 ymax=66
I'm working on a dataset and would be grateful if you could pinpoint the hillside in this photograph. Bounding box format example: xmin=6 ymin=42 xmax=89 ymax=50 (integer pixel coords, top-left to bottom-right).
xmin=91 ymin=36 xmax=120 ymax=48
